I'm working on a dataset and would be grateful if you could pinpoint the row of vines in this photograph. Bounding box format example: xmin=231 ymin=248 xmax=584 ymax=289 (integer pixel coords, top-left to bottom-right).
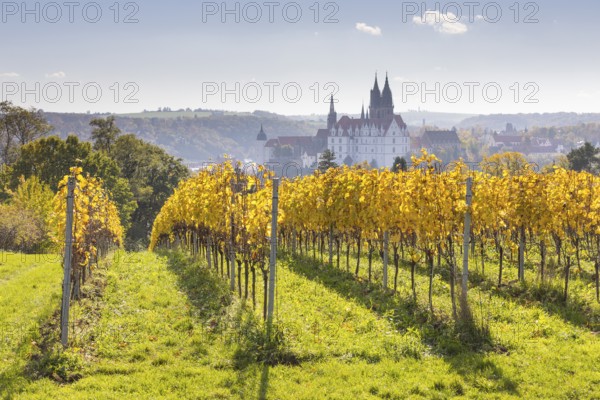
xmin=149 ymin=152 xmax=600 ymax=320
xmin=52 ymin=167 xmax=124 ymax=300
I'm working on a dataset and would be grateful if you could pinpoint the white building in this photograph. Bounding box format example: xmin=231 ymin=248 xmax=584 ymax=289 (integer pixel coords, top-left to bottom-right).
xmin=326 ymin=75 xmax=410 ymax=168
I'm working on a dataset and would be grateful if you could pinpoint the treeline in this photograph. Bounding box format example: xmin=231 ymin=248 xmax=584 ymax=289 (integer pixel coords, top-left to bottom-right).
xmin=44 ymin=111 xmax=319 ymax=162
xmin=0 ymin=102 xmax=189 ymax=251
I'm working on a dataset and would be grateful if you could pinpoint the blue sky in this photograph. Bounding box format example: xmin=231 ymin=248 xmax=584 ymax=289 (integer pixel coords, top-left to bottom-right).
xmin=1 ymin=0 xmax=599 ymax=115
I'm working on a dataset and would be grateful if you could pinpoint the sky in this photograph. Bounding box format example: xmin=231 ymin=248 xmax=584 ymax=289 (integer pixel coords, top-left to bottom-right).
xmin=1 ymin=0 xmax=599 ymax=116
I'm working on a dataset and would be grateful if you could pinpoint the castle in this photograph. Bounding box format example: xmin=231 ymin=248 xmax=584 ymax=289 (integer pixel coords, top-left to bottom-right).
xmin=255 ymin=74 xmax=418 ymax=168
xmin=326 ymin=74 xmax=410 ymax=167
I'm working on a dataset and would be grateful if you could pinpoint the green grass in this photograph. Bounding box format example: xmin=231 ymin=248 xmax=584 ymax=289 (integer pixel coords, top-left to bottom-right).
xmin=3 ymin=249 xmax=600 ymax=399
xmin=0 ymin=253 xmax=62 ymax=395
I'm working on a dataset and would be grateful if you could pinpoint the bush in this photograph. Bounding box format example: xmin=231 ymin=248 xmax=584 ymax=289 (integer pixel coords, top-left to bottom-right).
xmin=0 ymin=204 xmax=46 ymax=252
xmin=0 ymin=176 xmax=55 ymax=252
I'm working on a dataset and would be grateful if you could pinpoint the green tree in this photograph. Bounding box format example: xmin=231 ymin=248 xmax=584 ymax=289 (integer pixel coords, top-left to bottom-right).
xmin=391 ymin=156 xmax=407 ymax=172
xmin=567 ymin=142 xmax=599 ymax=173
xmin=110 ymin=134 xmax=189 ymax=245
xmin=90 ymin=116 xmax=121 ymax=153
xmin=318 ymin=149 xmax=338 ymax=173
xmin=0 ymin=101 xmax=52 ymax=164
xmin=10 ymin=135 xmax=136 ymax=232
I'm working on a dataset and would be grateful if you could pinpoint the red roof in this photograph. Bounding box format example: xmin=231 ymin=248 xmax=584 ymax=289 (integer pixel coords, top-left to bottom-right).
xmin=316 ymin=129 xmax=330 ymax=139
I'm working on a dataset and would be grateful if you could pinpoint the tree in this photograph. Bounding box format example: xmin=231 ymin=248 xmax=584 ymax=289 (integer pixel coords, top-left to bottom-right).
xmin=9 ymin=176 xmax=55 ymax=249
xmin=0 ymin=101 xmax=52 ymax=164
xmin=273 ymin=144 xmax=294 ymax=159
xmin=567 ymin=142 xmax=599 ymax=173
xmin=391 ymin=156 xmax=407 ymax=172
xmin=90 ymin=116 xmax=121 ymax=153
xmin=482 ymin=152 xmax=531 ymax=176
xmin=318 ymin=149 xmax=338 ymax=173
xmin=10 ymin=135 xmax=136 ymax=232
xmin=110 ymin=134 xmax=189 ymax=245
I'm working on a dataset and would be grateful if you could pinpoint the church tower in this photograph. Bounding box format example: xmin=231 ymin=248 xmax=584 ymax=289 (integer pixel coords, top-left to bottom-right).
xmin=370 ymin=73 xmax=394 ymax=119
xmin=369 ymin=74 xmax=381 ymax=118
xmin=255 ymin=124 xmax=267 ymax=165
xmin=380 ymin=74 xmax=394 ymax=118
xmin=327 ymin=95 xmax=337 ymax=130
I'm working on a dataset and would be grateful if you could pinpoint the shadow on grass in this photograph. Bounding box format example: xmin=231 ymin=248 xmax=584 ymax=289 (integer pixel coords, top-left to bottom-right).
xmin=162 ymin=250 xmax=295 ymax=400
xmin=160 ymin=250 xmax=233 ymax=324
xmin=469 ymin=267 xmax=600 ymax=331
xmin=285 ymin=253 xmax=520 ymax=397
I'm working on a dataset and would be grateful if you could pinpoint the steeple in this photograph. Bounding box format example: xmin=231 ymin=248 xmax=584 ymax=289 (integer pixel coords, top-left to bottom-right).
xmin=369 ymin=73 xmax=383 ymax=118
xmin=381 ymin=73 xmax=393 ymax=106
xmin=361 ymin=103 xmax=365 ymax=119
xmin=256 ymin=124 xmax=267 ymax=141
xmin=327 ymin=95 xmax=337 ymax=130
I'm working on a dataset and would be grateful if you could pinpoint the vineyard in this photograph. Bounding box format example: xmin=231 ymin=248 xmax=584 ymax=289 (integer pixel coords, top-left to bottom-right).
xmin=149 ymin=152 xmax=600 ymax=324
xmin=2 ymin=156 xmax=600 ymax=398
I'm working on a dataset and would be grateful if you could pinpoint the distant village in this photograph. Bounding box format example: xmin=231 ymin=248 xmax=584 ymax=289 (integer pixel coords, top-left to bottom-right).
xmin=251 ymin=75 xmax=590 ymax=170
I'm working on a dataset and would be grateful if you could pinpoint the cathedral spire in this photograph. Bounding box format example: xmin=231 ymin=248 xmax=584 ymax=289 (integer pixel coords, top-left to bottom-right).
xmin=361 ymin=103 xmax=365 ymax=119
xmin=327 ymin=95 xmax=337 ymax=130
xmin=256 ymin=124 xmax=267 ymax=141
xmin=372 ymin=73 xmax=380 ymax=95
xmin=370 ymin=73 xmax=381 ymax=116
xmin=382 ymin=74 xmax=393 ymax=104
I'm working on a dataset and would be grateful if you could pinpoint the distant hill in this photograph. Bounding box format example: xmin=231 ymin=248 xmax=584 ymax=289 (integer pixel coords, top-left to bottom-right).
xmin=43 ymin=110 xmax=600 ymax=163
xmin=456 ymin=113 xmax=600 ymax=131
xmin=44 ymin=111 xmax=321 ymax=163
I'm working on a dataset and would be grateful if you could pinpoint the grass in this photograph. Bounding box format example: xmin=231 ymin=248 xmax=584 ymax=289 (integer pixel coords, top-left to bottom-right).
xmin=2 ymin=249 xmax=600 ymax=399
xmin=0 ymin=253 xmax=62 ymax=395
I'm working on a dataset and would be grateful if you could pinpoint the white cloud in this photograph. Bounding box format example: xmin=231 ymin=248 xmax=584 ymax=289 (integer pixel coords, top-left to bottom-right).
xmin=355 ymin=22 xmax=382 ymax=36
xmin=577 ymin=90 xmax=600 ymax=99
xmin=413 ymin=11 xmax=468 ymax=35
xmin=0 ymin=72 xmax=19 ymax=78
xmin=45 ymin=71 xmax=66 ymax=78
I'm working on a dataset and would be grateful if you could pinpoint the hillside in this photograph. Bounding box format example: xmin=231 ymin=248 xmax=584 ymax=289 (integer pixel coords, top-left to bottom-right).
xmin=457 ymin=113 xmax=600 ymax=131
xmin=44 ymin=111 xmax=320 ymax=163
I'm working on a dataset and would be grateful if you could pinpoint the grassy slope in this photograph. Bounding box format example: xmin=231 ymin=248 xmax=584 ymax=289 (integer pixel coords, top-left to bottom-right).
xmin=0 ymin=254 xmax=62 ymax=395
xmin=8 ymin=249 xmax=600 ymax=399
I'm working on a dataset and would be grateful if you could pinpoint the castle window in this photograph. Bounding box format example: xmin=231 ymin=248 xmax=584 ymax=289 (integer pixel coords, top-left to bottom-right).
xmin=339 ymin=138 xmax=342 ymax=144
xmin=393 ymin=147 xmax=395 ymax=153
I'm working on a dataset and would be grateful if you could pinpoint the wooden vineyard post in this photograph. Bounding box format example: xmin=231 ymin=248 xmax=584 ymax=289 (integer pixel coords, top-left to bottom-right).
xmin=461 ymin=178 xmax=473 ymax=308
xmin=383 ymin=231 xmax=389 ymax=289
xmin=266 ymin=178 xmax=280 ymax=329
xmin=230 ymin=195 xmax=236 ymax=292
xmin=60 ymin=176 xmax=76 ymax=347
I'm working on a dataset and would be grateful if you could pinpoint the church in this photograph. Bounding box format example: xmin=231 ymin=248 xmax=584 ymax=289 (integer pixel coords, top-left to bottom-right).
xmin=255 ymin=74 xmax=412 ymax=169
xmin=326 ymin=74 xmax=411 ymax=168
